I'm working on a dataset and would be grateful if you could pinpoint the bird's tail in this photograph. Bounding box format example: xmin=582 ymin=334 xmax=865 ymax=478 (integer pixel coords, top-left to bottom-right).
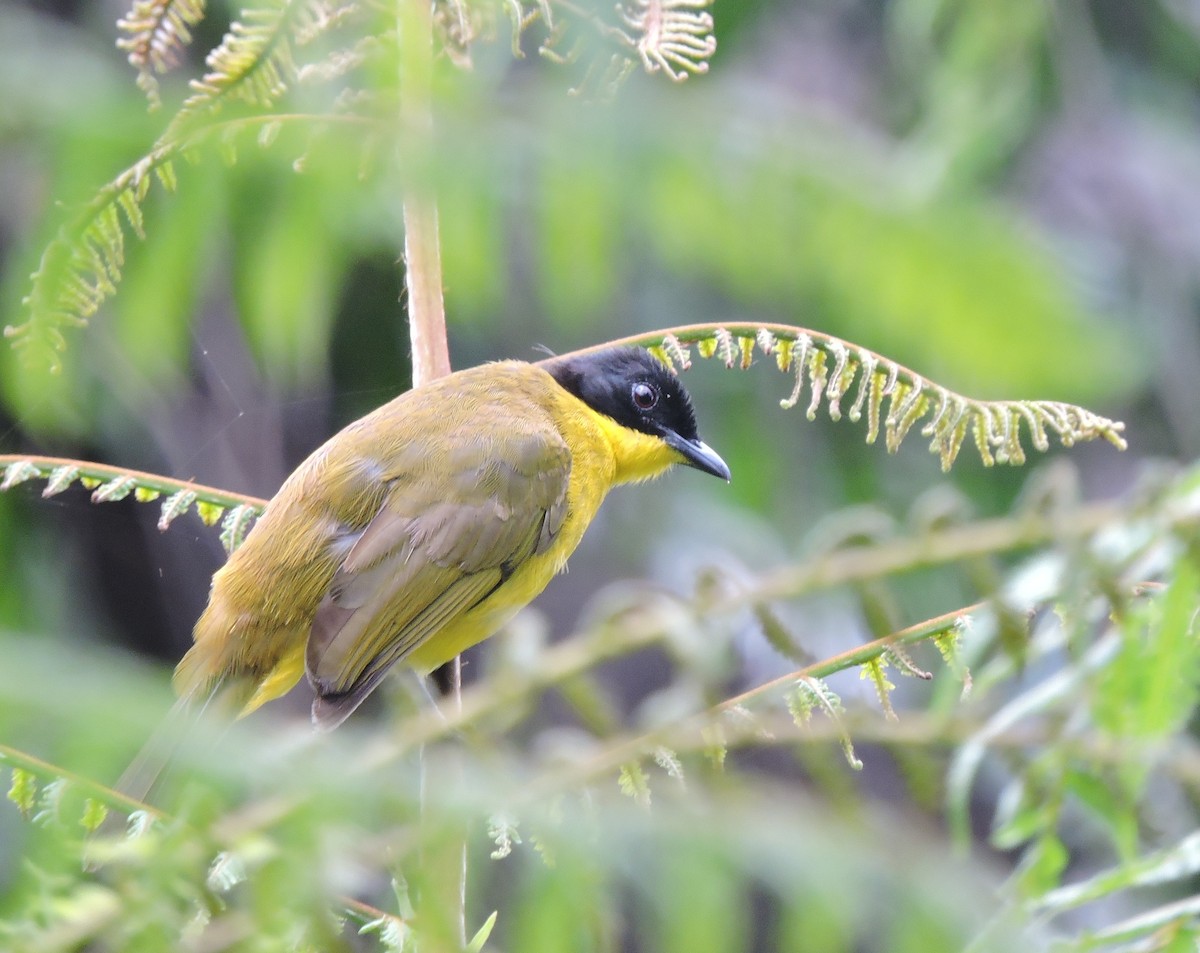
xmin=110 ymin=675 xmax=259 ymax=814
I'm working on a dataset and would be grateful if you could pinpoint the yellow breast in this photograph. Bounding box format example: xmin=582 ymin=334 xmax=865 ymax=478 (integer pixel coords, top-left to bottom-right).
xmin=403 ymin=378 xmax=679 ymax=672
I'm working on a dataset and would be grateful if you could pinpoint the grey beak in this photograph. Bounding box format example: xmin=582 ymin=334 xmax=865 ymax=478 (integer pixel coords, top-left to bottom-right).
xmin=663 ymin=432 xmax=731 ymax=482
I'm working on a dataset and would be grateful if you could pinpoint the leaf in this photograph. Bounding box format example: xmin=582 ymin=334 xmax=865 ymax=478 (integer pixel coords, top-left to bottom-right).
xmin=487 ymin=813 xmax=522 ymax=860
xmin=1064 ymin=769 xmax=1138 ymax=862
xmin=788 ymin=677 xmax=862 ymax=770
xmin=0 ymin=461 xmax=40 ymax=491
xmin=1034 ymin=831 xmax=1200 ymax=916
xmin=466 ymin=911 xmax=499 ymax=953
xmin=43 ymin=465 xmax=81 ymax=498
xmin=165 ymin=1 xmax=311 ymax=139
xmin=861 ymin=657 xmax=898 ymax=721
xmin=158 ymin=489 xmax=197 ymax=530
xmin=653 ymin=747 xmax=685 ymax=786
xmin=7 ymin=768 xmax=37 ymax=815
xmin=619 ymin=762 xmax=652 ymax=807
xmin=563 ymin=324 xmax=1127 ymax=471
xmin=117 ymin=0 xmax=208 ymax=109
xmin=1092 ymin=560 xmax=1200 ymax=798
xmin=80 ymin=798 xmax=110 ymax=834
xmin=220 ymin=504 xmax=260 ymax=553
xmin=196 ymin=500 xmax=225 ymax=526
xmin=1017 ymin=833 xmax=1069 ymax=898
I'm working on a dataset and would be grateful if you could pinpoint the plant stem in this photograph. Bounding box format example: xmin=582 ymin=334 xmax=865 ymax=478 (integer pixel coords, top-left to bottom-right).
xmin=400 ymin=0 xmax=450 ymax=388
xmin=397 ymin=0 xmax=462 ymax=942
xmin=0 ymin=742 xmax=161 ymax=818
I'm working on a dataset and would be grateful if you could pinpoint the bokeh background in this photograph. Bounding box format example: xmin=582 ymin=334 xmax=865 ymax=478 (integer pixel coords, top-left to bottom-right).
xmin=0 ymin=0 xmax=1195 ymax=949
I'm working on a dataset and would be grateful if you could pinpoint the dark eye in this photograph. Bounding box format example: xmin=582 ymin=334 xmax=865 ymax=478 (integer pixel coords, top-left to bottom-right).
xmin=631 ymin=381 xmax=658 ymax=411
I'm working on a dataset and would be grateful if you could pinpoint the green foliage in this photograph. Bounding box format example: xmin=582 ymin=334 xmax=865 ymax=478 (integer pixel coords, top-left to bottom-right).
xmin=1 ymin=1 xmax=1191 ymax=951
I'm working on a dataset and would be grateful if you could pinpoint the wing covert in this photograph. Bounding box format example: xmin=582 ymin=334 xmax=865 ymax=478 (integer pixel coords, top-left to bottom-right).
xmin=305 ymin=419 xmax=571 ymax=724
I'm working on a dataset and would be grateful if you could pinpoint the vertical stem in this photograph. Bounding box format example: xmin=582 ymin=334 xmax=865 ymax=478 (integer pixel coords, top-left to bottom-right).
xmin=400 ymin=0 xmax=451 ymax=388
xmin=403 ymin=190 xmax=451 ymax=385
xmin=398 ymin=0 xmax=464 ymax=945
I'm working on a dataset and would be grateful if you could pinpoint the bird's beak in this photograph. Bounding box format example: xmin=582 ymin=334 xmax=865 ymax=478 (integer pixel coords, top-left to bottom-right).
xmin=663 ymin=431 xmax=731 ymax=482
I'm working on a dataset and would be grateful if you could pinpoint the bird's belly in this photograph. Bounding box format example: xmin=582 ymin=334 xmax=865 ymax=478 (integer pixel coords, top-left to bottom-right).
xmin=403 ymin=454 xmax=609 ymax=674
xmin=403 ymin=547 xmax=563 ymax=673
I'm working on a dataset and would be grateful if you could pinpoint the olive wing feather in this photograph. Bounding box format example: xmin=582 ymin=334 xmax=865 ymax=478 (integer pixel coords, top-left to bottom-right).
xmin=306 ymin=425 xmax=571 ymax=724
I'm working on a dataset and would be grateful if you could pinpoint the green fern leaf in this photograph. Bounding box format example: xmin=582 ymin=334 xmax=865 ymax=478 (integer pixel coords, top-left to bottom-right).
xmin=861 ymin=658 xmax=898 ymax=721
xmin=92 ymin=475 xmax=137 ymax=503
xmin=166 ymin=0 xmax=315 ymax=140
xmin=117 ymin=0 xmax=208 ymax=109
xmin=196 ymin=499 xmax=226 ymax=526
xmin=0 ymin=456 xmax=266 ymax=552
xmin=788 ymin=677 xmax=863 ymax=770
xmin=618 ymin=761 xmax=652 ymax=806
xmin=565 ymin=324 xmax=1127 ymax=471
xmin=42 ymin=465 xmax=81 ymax=498
xmin=0 ymin=460 xmax=40 ymax=492
xmin=80 ymin=798 xmax=110 ymax=833
xmin=158 ymin=489 xmax=197 ymax=529
xmin=700 ymin=724 xmax=727 ymax=771
xmin=8 ymin=149 xmax=174 ymax=368
xmin=934 ymin=622 xmax=973 ymax=698
xmin=7 ymin=768 xmax=37 ymax=816
xmin=220 ymin=504 xmax=261 ymax=553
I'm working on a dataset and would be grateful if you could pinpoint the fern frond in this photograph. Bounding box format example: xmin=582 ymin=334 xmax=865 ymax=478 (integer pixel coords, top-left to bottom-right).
xmin=862 ymin=657 xmax=898 ymax=721
xmin=5 ymin=137 xmax=173 ymax=368
xmin=700 ymin=724 xmax=726 ymax=771
xmin=487 ymin=812 xmax=522 ymax=859
xmin=7 ymin=113 xmax=368 ymax=364
xmin=519 ymin=0 xmax=712 ymax=95
xmin=788 ymin=677 xmax=862 ymax=770
xmin=553 ymin=323 xmax=1128 ymax=471
xmin=0 ymin=455 xmax=264 ymax=553
xmin=164 ymin=0 xmax=315 ymax=139
xmin=934 ymin=620 xmax=973 ymax=698
xmin=652 ymin=746 xmax=685 ymax=785
xmin=7 ymin=767 xmax=37 ymax=816
xmin=618 ymin=761 xmax=652 ymax=806
xmin=616 ymin=0 xmax=715 ymax=81
xmin=117 ymin=0 xmax=208 ymax=109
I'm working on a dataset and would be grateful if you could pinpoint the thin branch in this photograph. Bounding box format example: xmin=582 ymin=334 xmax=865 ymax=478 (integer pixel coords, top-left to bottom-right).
xmin=513 ymin=602 xmax=983 ymax=802
xmin=717 ymin=602 xmax=983 ymax=714
xmin=0 ymin=454 xmax=266 ymax=511
xmin=362 ymin=497 xmax=1130 ymax=769
xmin=0 ymin=742 xmax=162 ymax=819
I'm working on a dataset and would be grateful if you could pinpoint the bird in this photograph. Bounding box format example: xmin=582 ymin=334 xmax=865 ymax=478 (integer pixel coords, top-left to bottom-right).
xmin=172 ymin=346 xmax=730 ymax=732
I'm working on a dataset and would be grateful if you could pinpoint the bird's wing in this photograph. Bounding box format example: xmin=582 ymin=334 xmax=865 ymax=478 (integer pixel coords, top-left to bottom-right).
xmin=305 ymin=424 xmax=570 ymax=725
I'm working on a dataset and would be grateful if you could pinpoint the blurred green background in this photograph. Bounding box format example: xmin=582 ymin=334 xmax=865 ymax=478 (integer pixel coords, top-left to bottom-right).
xmin=0 ymin=0 xmax=1195 ymax=949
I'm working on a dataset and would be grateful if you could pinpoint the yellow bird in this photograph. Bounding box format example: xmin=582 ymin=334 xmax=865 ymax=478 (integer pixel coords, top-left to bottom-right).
xmin=173 ymin=346 xmax=729 ymax=731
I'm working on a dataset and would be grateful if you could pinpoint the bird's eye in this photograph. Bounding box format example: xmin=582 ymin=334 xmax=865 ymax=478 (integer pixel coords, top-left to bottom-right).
xmin=631 ymin=381 xmax=658 ymax=411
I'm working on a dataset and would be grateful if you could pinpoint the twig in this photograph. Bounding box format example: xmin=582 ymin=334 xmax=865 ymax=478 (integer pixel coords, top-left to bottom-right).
xmin=0 ymin=742 xmax=163 ymax=818
xmin=397 ymin=0 xmax=460 ymax=941
xmin=512 ymin=601 xmax=983 ymax=801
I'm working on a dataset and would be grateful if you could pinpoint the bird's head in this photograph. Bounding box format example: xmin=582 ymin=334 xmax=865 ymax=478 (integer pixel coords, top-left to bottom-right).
xmin=545 ymin=347 xmax=731 ymax=482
